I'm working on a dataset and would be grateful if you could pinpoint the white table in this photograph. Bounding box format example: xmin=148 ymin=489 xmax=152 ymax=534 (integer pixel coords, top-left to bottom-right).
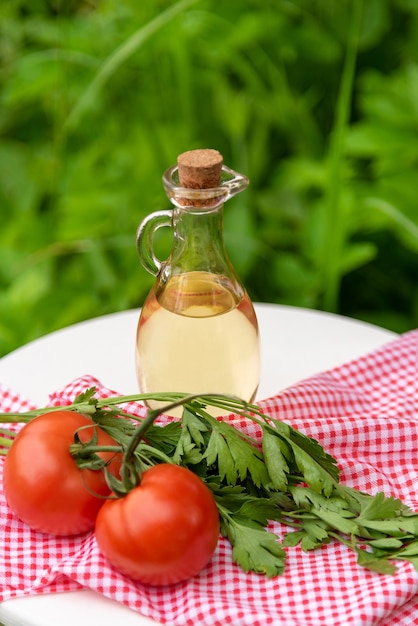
xmin=0 ymin=303 xmax=397 ymax=626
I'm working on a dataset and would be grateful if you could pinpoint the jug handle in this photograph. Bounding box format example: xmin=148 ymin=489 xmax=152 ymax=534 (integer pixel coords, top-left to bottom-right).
xmin=136 ymin=210 xmax=172 ymax=276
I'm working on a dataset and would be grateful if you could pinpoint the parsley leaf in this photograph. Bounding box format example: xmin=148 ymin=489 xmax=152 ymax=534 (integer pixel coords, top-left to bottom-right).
xmin=209 ymin=481 xmax=286 ymax=576
xmin=194 ymin=409 xmax=270 ymax=487
xmin=262 ymin=430 xmax=290 ymax=491
xmin=229 ymin=523 xmax=286 ymax=577
xmin=267 ymin=419 xmax=339 ymax=495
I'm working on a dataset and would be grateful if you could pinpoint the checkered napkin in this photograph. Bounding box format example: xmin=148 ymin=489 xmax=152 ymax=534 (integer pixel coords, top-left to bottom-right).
xmin=1 ymin=329 xmax=418 ymax=626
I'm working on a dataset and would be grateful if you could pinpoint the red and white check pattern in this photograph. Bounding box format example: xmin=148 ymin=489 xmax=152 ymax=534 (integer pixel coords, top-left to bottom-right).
xmin=1 ymin=329 xmax=418 ymax=625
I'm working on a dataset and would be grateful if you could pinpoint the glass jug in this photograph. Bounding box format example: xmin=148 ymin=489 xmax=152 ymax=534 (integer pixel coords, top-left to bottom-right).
xmin=135 ymin=149 xmax=260 ymax=414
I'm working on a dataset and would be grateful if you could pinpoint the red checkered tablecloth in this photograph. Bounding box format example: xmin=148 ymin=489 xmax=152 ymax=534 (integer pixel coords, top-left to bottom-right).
xmin=0 ymin=329 xmax=418 ymax=625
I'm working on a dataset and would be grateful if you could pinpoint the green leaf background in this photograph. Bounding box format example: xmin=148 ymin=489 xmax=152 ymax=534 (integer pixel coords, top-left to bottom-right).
xmin=1 ymin=0 xmax=417 ymax=357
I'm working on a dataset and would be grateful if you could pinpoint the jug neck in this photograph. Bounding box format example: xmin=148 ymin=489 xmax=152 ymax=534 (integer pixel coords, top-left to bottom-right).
xmin=168 ymin=203 xmax=233 ymax=277
xmin=161 ymin=162 xmax=249 ymax=283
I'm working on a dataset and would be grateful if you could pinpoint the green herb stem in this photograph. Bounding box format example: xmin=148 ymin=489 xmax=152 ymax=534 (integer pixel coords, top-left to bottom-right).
xmin=0 ymin=437 xmax=14 ymax=450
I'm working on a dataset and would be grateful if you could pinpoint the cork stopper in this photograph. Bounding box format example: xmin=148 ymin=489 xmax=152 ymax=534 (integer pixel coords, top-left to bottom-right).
xmin=177 ymin=149 xmax=223 ymax=189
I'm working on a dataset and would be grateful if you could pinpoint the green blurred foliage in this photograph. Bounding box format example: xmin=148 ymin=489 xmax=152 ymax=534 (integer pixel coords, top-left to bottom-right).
xmin=1 ymin=0 xmax=418 ymax=356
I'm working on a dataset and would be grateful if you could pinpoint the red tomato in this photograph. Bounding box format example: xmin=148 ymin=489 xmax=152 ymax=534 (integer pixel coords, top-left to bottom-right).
xmin=95 ymin=463 xmax=220 ymax=585
xmin=3 ymin=410 xmax=121 ymax=535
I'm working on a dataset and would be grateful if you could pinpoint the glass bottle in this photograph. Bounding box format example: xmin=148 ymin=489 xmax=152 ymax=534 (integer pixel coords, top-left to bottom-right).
xmin=135 ymin=149 xmax=260 ymax=415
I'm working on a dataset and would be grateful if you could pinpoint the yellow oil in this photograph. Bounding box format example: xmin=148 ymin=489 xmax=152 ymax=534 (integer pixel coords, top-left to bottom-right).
xmin=135 ymin=271 xmax=260 ymax=416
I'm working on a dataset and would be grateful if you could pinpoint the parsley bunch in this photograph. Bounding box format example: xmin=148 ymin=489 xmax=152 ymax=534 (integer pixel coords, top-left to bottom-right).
xmin=2 ymin=389 xmax=418 ymax=577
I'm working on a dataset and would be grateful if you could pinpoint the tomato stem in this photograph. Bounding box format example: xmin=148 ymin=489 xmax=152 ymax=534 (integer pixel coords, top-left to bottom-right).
xmin=69 ymin=443 xmax=122 ymax=457
xmin=120 ymin=393 xmax=219 ymax=491
xmin=119 ymin=408 xmax=162 ymax=490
